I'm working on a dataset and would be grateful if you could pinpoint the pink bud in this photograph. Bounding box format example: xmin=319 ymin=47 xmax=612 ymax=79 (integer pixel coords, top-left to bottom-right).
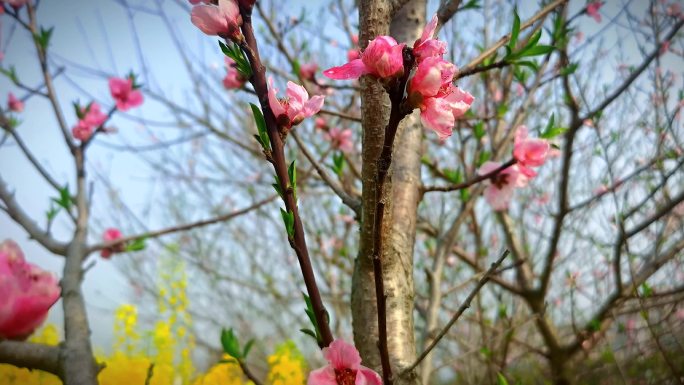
xmin=222 ymin=57 xmax=246 ymax=89
xmin=513 ymin=125 xmax=550 ymax=178
xmin=190 ymin=0 xmax=243 ymax=41
xmin=7 ymin=92 xmax=24 ymax=113
xmin=101 ymin=228 xmax=124 ymax=259
xmin=299 ymin=62 xmax=318 ymax=81
xmin=324 ymin=36 xmax=404 ymax=80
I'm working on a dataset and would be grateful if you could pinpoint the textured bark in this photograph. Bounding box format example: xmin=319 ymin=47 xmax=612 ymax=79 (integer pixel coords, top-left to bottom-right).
xmin=352 ymin=1 xmax=425 ymax=384
xmin=60 ymin=158 xmax=99 ymax=385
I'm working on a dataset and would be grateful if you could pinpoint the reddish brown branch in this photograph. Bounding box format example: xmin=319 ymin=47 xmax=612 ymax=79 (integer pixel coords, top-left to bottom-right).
xmin=238 ymin=3 xmax=333 ymax=348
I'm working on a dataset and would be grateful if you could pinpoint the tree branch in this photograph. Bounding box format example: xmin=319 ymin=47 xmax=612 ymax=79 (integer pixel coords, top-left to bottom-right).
xmin=0 ymin=340 xmax=62 ymax=377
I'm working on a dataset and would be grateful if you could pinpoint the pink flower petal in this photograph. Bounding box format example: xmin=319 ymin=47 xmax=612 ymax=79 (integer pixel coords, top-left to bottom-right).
xmin=323 ymin=59 xmax=368 ymax=80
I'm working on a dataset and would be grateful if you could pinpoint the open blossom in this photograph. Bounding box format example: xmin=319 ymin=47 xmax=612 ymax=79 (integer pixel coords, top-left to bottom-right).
xmin=190 ymin=0 xmax=242 ymax=41
xmin=407 ymin=57 xmax=472 ymax=139
xmin=413 ymin=14 xmax=447 ymax=62
xmin=101 ymin=228 xmax=124 ymax=259
xmin=109 ymin=77 xmax=144 ymax=111
xmin=478 ymin=161 xmax=527 ymax=211
xmin=7 ymin=92 xmax=23 ymax=112
xmin=324 ymin=36 xmax=405 ymax=80
xmin=307 ymin=339 xmax=382 ymax=385
xmin=0 ymin=240 xmax=61 ymax=339
xmin=513 ymin=125 xmax=550 ymax=178
xmin=223 ymin=57 xmax=246 ymax=89
xmin=325 ymin=127 xmax=353 ymax=153
xmin=586 ymin=2 xmax=602 ymax=23
xmin=268 ymin=78 xmax=325 ymax=127
xmin=299 ymin=62 xmax=319 ymax=81
xmin=71 ymin=102 xmax=108 ymax=141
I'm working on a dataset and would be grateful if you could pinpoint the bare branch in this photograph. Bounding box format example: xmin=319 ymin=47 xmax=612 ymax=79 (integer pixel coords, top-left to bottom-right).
xmin=0 ymin=340 xmax=61 ymax=377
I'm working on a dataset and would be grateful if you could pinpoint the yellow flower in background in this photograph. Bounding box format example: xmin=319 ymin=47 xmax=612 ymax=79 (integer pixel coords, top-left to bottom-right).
xmin=267 ymin=341 xmax=307 ymax=385
xmin=191 ymin=356 xmax=248 ymax=385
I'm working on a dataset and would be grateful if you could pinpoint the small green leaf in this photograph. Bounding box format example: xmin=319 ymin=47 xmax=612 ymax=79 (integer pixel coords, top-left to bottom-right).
xmin=272 ymin=175 xmax=284 ymax=199
xmin=124 ymin=237 xmax=146 ymax=252
xmin=508 ymin=9 xmax=521 ymax=51
xmin=292 ymin=58 xmax=301 ymax=78
xmin=242 ymin=339 xmax=255 ymax=358
xmin=588 ymin=319 xmax=601 ymax=332
xmin=33 ymin=27 xmax=54 ymax=51
xmin=220 ymin=328 xmax=242 ymax=359
xmin=497 ymin=373 xmax=510 ymax=385
xmin=331 ymin=153 xmax=345 ymax=176
xmin=250 ymin=103 xmax=270 ymax=151
xmin=0 ymin=66 xmax=18 ymax=83
xmin=477 ymin=151 xmax=491 ymax=166
xmin=288 ymin=160 xmax=297 ymax=201
xmin=473 ymin=121 xmax=485 ymax=139
xmin=52 ymin=185 xmax=74 ymax=211
xmin=460 ymin=188 xmax=470 ymax=203
xmin=299 ymin=328 xmax=318 ymax=341
xmin=443 ymin=168 xmax=462 ymax=184
xmin=640 ymin=282 xmax=653 ymax=298
xmin=280 ymin=208 xmax=295 ymax=238
xmin=218 ymin=41 xmax=252 ymax=79
xmin=46 ymin=204 xmax=60 ymax=222
xmin=559 ymin=63 xmax=579 ymax=76
xmin=517 ymin=45 xmax=555 ymax=58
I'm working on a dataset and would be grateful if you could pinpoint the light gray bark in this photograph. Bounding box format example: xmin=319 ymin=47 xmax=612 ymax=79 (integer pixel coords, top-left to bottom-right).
xmin=352 ymin=1 xmax=425 ymax=384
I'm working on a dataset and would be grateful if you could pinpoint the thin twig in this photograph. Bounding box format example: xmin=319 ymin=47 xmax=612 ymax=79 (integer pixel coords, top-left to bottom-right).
xmin=402 ymin=249 xmax=510 ymax=375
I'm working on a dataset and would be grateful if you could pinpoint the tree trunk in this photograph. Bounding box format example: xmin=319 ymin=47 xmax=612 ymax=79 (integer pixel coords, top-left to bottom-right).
xmin=352 ymin=1 xmax=425 ymax=384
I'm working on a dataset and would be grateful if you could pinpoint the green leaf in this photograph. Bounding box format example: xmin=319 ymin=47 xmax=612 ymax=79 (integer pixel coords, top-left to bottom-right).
xmin=588 ymin=319 xmax=601 ymax=332
xmin=220 ymin=328 xmax=242 ymax=359
xmin=46 ymin=204 xmax=60 ymax=222
xmin=331 ymin=153 xmax=345 ymax=176
xmin=288 ymin=160 xmax=297 ymax=201
xmin=124 ymin=237 xmax=146 ymax=252
xmin=272 ymin=175 xmax=284 ymax=199
xmin=497 ymin=373 xmax=510 ymax=385
xmin=33 ymin=27 xmax=54 ymax=51
xmin=515 ymin=60 xmax=538 ymax=72
xmin=218 ymin=41 xmax=252 ymax=79
xmin=52 ymin=185 xmax=74 ymax=211
xmin=280 ymin=208 xmax=295 ymax=238
xmin=559 ymin=62 xmax=579 ymax=76
xmin=508 ymin=9 xmax=521 ymax=51
xmin=302 ymin=293 xmax=321 ymax=343
xmin=292 ymin=58 xmax=301 ymax=78
xmin=640 ymin=283 xmax=653 ymax=298
xmin=477 ymin=151 xmax=491 ymax=166
xmin=250 ymin=103 xmax=270 ymax=151
xmin=443 ymin=169 xmax=462 ymax=184
xmin=0 ymin=66 xmax=18 ymax=83
xmin=473 ymin=121 xmax=485 ymax=139
xmin=516 ymin=45 xmax=554 ymax=58
xmin=460 ymin=188 xmax=470 ymax=203
xmin=462 ymin=0 xmax=480 ymax=10
xmin=242 ymin=339 xmax=255 ymax=358
xmin=299 ymin=328 xmax=318 ymax=341
xmin=525 ymin=30 xmax=543 ymax=51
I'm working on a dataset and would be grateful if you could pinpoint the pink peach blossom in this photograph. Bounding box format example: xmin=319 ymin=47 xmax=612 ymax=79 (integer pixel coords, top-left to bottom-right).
xmin=307 ymin=339 xmax=382 ymax=385
xmin=660 ymin=40 xmax=670 ymax=56
xmin=408 ymin=57 xmax=457 ymax=98
xmin=513 ymin=125 xmax=550 ymax=178
xmin=413 ymin=14 xmax=447 ymax=62
xmin=419 ymin=85 xmax=474 ymax=139
xmin=324 ymin=36 xmax=405 ymax=80
xmin=109 ymin=77 xmax=144 ymax=111
xmin=299 ymin=62 xmax=319 ymax=81
xmin=325 ymin=127 xmax=353 ymax=153
xmin=0 ymin=240 xmax=61 ymax=339
xmin=72 ymin=121 xmax=94 ymax=141
xmin=586 ymin=2 xmax=602 ymax=23
xmin=346 ymin=49 xmax=360 ymax=61
xmin=101 ymin=228 xmax=123 ymax=259
xmin=7 ymin=92 xmax=23 ymax=113
xmin=478 ymin=161 xmax=526 ymax=211
xmin=190 ymin=0 xmax=242 ymax=40
xmin=268 ymin=78 xmax=325 ymax=127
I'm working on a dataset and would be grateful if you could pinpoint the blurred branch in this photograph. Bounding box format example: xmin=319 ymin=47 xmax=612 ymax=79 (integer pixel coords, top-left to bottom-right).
xmin=0 ymin=340 xmax=61 ymax=377
xmin=0 ymin=176 xmax=69 ymax=256
xmin=403 ymin=249 xmax=510 ymax=375
xmin=86 ymin=194 xmax=278 ymax=254
xmin=291 ymin=132 xmax=361 ymax=215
